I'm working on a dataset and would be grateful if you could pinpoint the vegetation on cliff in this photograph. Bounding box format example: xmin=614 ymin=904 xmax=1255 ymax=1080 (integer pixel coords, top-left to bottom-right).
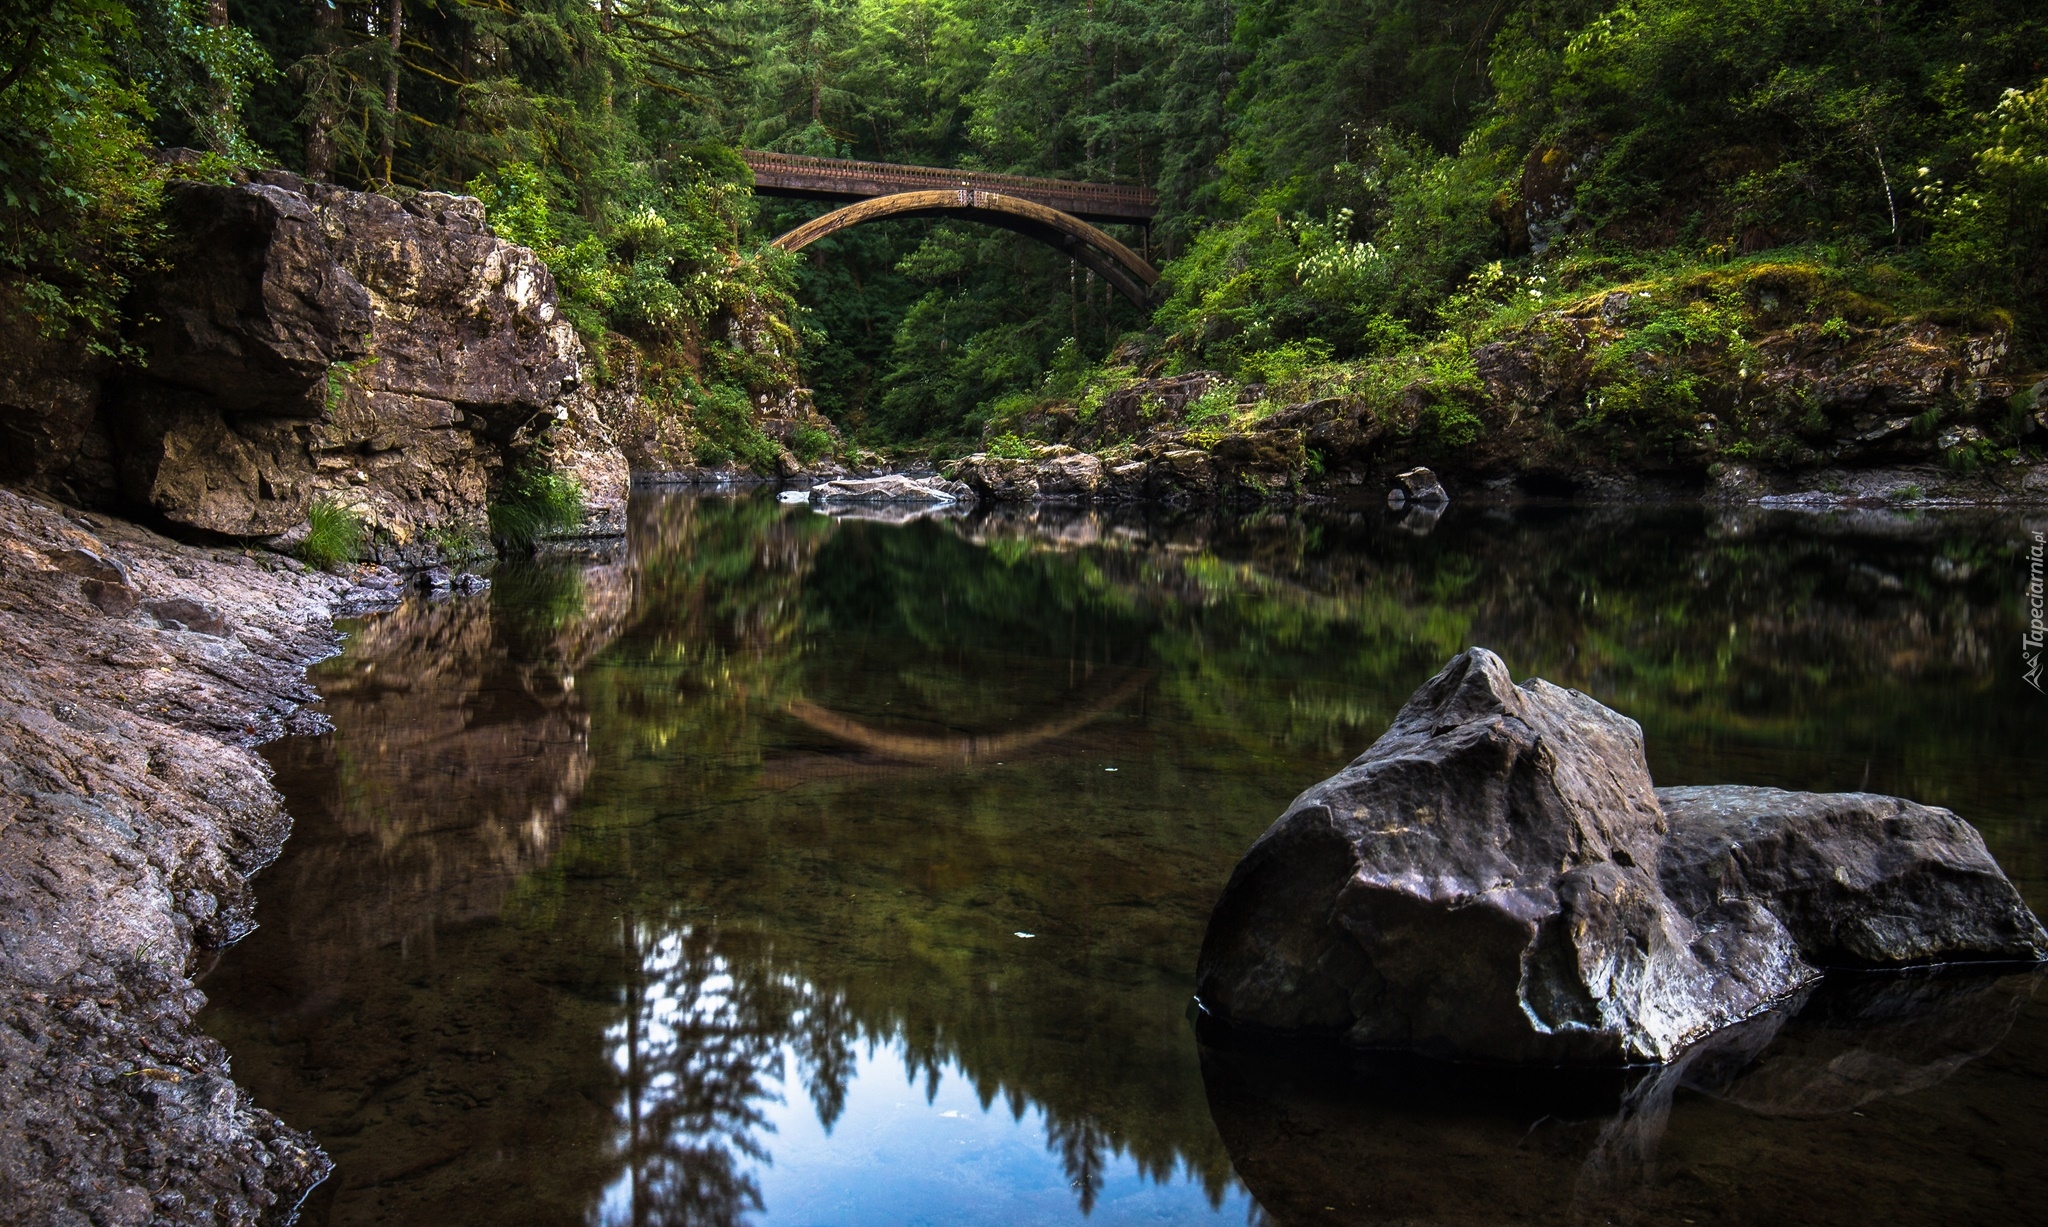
xmin=5 ymin=0 xmax=2047 ymax=473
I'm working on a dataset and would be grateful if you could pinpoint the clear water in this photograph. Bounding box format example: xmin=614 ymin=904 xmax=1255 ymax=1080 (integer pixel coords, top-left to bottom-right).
xmin=200 ymin=493 xmax=2048 ymax=1226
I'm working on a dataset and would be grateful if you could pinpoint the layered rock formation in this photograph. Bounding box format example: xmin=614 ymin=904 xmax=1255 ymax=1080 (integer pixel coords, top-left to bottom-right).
xmin=1195 ymin=648 xmax=2045 ymax=1064
xmin=5 ymin=171 xmax=628 ymax=559
xmin=0 ymin=487 xmax=362 ymax=1224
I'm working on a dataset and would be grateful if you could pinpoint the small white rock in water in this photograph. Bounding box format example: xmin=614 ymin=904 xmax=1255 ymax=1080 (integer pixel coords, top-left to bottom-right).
xmin=1014 ymin=932 xmax=1035 ymax=938
xmin=776 ymin=488 xmax=810 ymax=503
xmin=1105 ymin=766 xmax=1118 ymax=772
xmin=810 ymin=474 xmax=976 ymax=504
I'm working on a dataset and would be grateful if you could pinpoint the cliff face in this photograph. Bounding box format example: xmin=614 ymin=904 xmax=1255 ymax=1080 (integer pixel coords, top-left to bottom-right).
xmin=1 ymin=172 xmax=629 ymax=558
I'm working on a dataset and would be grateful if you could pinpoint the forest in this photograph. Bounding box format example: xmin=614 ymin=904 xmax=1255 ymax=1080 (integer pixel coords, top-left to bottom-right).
xmin=5 ymin=0 xmax=2047 ymax=460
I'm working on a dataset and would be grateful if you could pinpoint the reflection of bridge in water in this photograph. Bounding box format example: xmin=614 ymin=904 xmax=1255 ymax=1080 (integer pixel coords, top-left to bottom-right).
xmin=743 ymin=150 xmax=1162 ymax=307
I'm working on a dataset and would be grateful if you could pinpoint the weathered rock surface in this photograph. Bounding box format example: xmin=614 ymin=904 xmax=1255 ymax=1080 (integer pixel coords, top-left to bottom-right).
xmin=810 ymin=474 xmax=974 ymax=504
xmin=1657 ymin=785 xmax=2048 ymax=967
xmin=1196 ymin=648 xmax=2045 ymax=1064
xmin=0 ymin=486 xmax=374 ymax=1224
xmin=7 ymin=172 xmax=627 ymax=559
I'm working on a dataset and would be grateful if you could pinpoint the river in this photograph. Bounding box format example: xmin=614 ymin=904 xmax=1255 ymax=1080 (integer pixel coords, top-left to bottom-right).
xmin=200 ymin=491 xmax=2048 ymax=1225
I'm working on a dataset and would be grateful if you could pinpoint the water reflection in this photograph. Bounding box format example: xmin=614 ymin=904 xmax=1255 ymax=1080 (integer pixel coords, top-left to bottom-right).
xmin=1201 ymin=968 xmax=2043 ymax=1225
xmin=201 ymin=492 xmax=2048 ymax=1226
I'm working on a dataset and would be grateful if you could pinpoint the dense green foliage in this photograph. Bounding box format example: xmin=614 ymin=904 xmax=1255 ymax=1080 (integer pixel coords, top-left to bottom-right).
xmin=8 ymin=0 xmax=2047 ymax=448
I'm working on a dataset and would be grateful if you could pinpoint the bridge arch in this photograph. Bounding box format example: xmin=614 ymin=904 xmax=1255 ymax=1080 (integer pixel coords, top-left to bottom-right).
xmin=769 ymin=189 xmax=1160 ymax=307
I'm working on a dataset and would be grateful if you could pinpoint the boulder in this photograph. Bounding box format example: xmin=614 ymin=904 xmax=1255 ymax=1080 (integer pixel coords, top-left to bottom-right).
xmin=809 ymin=474 xmax=975 ymax=504
xmin=131 ymin=182 xmax=374 ymax=414
xmin=0 ymin=293 xmax=115 ymax=502
xmin=1387 ymin=465 xmax=1449 ymax=507
xmin=1657 ymin=786 xmax=2048 ymax=967
xmin=1196 ymin=648 xmax=2045 ymax=1064
xmin=951 ymin=455 xmax=1042 ymax=502
xmin=1037 ymin=451 xmax=1104 ymax=499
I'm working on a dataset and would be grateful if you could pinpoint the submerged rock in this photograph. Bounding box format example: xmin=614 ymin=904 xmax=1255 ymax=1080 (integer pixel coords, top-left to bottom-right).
xmin=809 ymin=474 xmax=975 ymax=504
xmin=1195 ymin=648 xmax=2045 ymax=1064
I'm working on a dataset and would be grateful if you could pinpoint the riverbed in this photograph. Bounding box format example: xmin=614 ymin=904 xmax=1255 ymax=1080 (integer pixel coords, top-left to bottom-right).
xmin=201 ymin=492 xmax=2048 ymax=1225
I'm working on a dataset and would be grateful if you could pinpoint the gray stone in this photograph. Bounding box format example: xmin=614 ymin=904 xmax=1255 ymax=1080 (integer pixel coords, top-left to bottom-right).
xmin=1196 ymin=648 xmax=2045 ymax=1065
xmin=1658 ymin=786 xmax=2047 ymax=967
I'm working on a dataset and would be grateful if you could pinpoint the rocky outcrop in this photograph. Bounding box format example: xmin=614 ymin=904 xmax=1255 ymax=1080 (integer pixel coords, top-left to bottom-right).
xmin=1195 ymin=648 xmax=2045 ymax=1064
xmin=961 ymin=271 xmax=2046 ymax=507
xmin=0 ymin=487 xmax=368 ymax=1224
xmin=7 ymin=170 xmax=626 ymax=559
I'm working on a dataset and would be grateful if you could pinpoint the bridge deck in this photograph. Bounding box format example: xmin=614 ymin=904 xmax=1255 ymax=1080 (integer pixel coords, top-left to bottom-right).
xmin=742 ymin=151 xmax=1156 ymax=224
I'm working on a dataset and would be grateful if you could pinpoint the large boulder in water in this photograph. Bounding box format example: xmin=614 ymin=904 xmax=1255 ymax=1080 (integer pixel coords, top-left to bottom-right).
xmin=1195 ymin=648 xmax=2045 ymax=1064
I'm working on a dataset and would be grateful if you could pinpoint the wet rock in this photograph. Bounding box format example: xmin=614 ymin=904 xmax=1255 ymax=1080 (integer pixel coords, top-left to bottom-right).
xmin=451 ymin=571 xmax=490 ymax=595
xmin=417 ymin=565 xmax=455 ymax=594
xmin=810 ymin=474 xmax=975 ymax=504
xmin=1196 ymin=648 xmax=2044 ymax=1065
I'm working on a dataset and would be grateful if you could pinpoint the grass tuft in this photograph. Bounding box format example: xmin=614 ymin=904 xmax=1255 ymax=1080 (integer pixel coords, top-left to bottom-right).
xmin=297 ymin=500 xmax=364 ymax=569
xmin=489 ymin=470 xmax=586 ymax=552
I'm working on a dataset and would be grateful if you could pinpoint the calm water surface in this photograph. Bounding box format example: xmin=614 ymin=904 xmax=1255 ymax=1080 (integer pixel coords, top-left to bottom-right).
xmin=201 ymin=493 xmax=2048 ymax=1226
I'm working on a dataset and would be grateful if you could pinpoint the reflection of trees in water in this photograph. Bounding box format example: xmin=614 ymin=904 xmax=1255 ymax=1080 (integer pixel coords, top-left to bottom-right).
xmin=594 ymin=917 xmax=1227 ymax=1226
xmin=600 ymin=923 xmax=775 ymax=1227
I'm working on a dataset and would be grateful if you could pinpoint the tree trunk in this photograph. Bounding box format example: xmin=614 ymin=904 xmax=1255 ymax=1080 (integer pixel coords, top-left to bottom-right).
xmin=305 ymin=0 xmax=339 ymax=180
xmin=382 ymin=0 xmax=403 ymax=185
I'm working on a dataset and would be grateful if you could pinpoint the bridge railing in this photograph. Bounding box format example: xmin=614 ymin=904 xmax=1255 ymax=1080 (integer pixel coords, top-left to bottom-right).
xmin=741 ymin=150 xmax=1157 ymax=221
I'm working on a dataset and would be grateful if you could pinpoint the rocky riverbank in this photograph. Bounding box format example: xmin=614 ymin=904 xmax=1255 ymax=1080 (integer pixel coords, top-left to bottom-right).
xmin=0 ymin=487 xmax=420 ymax=1223
xmin=946 ymin=267 xmax=2048 ymax=509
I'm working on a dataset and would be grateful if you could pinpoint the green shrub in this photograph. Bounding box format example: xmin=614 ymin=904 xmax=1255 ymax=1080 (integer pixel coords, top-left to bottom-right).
xmin=1183 ymin=381 xmax=1242 ymax=427
xmin=428 ymin=525 xmax=489 ymax=564
xmin=791 ymin=425 xmax=835 ymax=464
xmin=489 ymin=470 xmax=586 ymax=552
xmin=297 ymin=500 xmax=364 ymax=569
xmin=987 ymin=432 xmax=1034 ymax=459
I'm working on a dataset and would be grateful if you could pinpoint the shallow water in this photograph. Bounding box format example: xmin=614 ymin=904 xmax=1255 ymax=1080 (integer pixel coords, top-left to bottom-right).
xmin=201 ymin=493 xmax=2048 ymax=1226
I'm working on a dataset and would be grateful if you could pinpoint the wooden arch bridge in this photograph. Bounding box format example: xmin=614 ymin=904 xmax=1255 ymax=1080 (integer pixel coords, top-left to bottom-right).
xmin=743 ymin=151 xmax=1160 ymax=306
